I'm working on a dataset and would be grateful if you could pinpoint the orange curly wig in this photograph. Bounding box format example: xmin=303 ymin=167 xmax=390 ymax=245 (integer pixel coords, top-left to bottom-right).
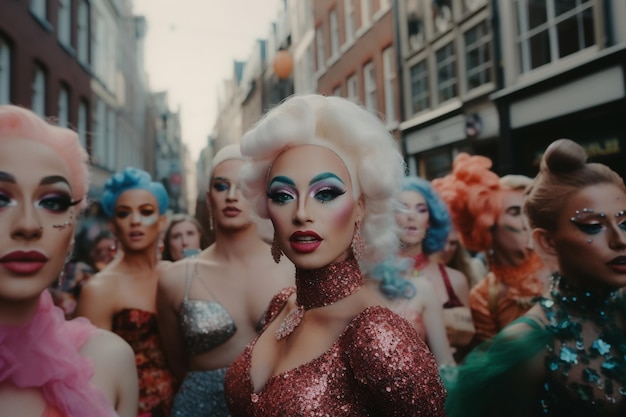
xmin=431 ymin=153 xmax=502 ymax=252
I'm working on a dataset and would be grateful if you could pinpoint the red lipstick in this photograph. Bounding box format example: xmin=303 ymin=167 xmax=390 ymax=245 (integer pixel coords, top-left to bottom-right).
xmin=0 ymin=250 xmax=48 ymax=274
xmin=289 ymin=231 xmax=322 ymax=253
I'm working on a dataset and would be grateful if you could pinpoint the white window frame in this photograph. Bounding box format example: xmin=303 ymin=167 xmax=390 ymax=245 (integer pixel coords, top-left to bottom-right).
xmin=435 ymin=42 xmax=457 ymax=104
xmin=94 ymin=99 xmax=106 ymax=165
xmin=57 ymin=0 xmax=71 ymax=47
xmin=32 ymin=66 xmax=46 ymax=117
xmin=30 ymin=0 xmax=47 ymax=21
xmin=0 ymin=37 xmax=10 ymax=104
xmin=515 ymin=0 xmax=595 ymax=73
xmin=58 ymin=86 xmax=69 ymax=127
xmin=364 ymin=61 xmax=377 ymax=113
xmin=329 ymin=9 xmax=339 ymax=58
xmin=77 ymin=0 xmax=89 ymax=64
xmin=347 ymin=73 xmax=359 ymax=103
xmin=361 ymin=0 xmax=371 ymax=28
xmin=315 ymin=26 xmax=325 ymax=71
xmin=344 ymin=0 xmax=355 ymax=44
xmin=77 ymin=101 xmax=88 ymax=147
xmin=409 ymin=60 xmax=429 ymax=114
xmin=464 ymin=21 xmax=492 ymax=91
xmin=382 ymin=47 xmax=396 ymax=124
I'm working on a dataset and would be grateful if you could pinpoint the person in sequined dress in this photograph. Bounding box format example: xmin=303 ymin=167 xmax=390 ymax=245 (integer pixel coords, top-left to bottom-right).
xmin=445 ymin=138 xmax=626 ymax=416
xmin=433 ymin=157 xmax=554 ymax=345
xmin=224 ymin=94 xmax=446 ymax=417
xmin=156 ymin=144 xmax=294 ymax=417
xmin=0 ymin=105 xmax=138 ymax=417
xmin=76 ymin=167 xmax=177 ymax=417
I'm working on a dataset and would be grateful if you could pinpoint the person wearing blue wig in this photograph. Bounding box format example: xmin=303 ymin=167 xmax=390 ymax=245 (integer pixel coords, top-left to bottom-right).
xmin=394 ymin=176 xmax=474 ymax=362
xmin=76 ymin=167 xmax=177 ymax=416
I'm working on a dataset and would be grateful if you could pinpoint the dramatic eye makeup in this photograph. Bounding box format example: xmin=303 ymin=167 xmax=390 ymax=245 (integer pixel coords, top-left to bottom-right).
xmin=309 ymin=172 xmax=346 ymax=203
xmin=212 ymin=177 xmax=232 ymax=192
xmin=37 ymin=192 xmax=80 ymax=212
xmin=267 ymin=173 xmax=347 ymax=205
xmin=267 ymin=176 xmax=296 ymax=205
xmin=569 ymin=208 xmax=626 ymax=234
xmin=0 ymin=192 xmax=16 ymax=209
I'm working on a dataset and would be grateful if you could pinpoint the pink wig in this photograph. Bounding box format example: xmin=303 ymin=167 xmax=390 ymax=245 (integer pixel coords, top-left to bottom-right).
xmin=0 ymin=105 xmax=89 ymax=210
xmin=431 ymin=153 xmax=502 ymax=252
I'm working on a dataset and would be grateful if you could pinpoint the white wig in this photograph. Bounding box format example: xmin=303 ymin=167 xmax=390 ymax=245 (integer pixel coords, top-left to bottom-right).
xmin=239 ymin=94 xmax=406 ymax=271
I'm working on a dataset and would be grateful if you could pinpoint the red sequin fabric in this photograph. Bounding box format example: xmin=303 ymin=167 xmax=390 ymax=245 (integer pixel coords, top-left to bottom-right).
xmin=112 ymin=309 xmax=177 ymax=417
xmin=225 ymin=288 xmax=447 ymax=416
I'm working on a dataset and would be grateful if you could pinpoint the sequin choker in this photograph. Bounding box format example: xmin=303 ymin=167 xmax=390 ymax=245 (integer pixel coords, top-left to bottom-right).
xmin=275 ymin=255 xmax=364 ymax=340
xmin=549 ymin=273 xmax=618 ymax=322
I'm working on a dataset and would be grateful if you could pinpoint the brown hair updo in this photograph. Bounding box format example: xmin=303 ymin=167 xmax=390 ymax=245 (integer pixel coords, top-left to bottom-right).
xmin=524 ymin=138 xmax=625 ymax=231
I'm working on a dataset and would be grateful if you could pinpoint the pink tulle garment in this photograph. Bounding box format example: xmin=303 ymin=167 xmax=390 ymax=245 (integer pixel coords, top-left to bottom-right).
xmin=0 ymin=291 xmax=116 ymax=417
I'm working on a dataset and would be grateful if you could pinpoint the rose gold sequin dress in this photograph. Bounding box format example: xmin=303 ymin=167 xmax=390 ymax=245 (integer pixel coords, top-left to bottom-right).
xmin=224 ymin=287 xmax=447 ymax=417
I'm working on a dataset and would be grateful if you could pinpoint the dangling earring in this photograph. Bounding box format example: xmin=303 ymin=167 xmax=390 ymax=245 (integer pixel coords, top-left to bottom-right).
xmin=209 ymin=211 xmax=214 ymax=231
xmin=57 ymin=268 xmax=65 ymax=288
xmin=351 ymin=220 xmax=365 ymax=261
xmin=271 ymin=235 xmax=283 ymax=264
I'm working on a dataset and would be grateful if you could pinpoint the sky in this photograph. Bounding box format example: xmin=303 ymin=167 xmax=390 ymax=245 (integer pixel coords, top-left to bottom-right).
xmin=132 ymin=0 xmax=281 ymax=161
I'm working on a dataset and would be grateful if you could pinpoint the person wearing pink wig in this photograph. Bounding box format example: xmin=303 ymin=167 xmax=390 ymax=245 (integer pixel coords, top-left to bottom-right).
xmin=0 ymin=105 xmax=138 ymax=417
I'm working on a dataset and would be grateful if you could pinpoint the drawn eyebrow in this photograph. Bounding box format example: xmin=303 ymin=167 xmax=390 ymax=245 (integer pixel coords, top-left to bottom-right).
xmin=40 ymin=175 xmax=70 ymax=187
xmin=0 ymin=171 xmax=16 ymax=183
xmin=309 ymin=172 xmax=344 ymax=186
xmin=268 ymin=176 xmax=296 ymax=187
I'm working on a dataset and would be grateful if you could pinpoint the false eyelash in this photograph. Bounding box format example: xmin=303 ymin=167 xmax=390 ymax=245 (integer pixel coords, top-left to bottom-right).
xmin=69 ymin=199 xmax=82 ymax=207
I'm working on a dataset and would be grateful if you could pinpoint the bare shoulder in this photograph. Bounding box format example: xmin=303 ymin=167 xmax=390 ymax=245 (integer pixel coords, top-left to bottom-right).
xmin=158 ymin=258 xmax=189 ymax=288
xmin=82 ymin=328 xmax=135 ymax=363
xmin=444 ymin=266 xmax=469 ymax=287
xmin=80 ymin=269 xmax=119 ymax=296
xmin=412 ymin=276 xmax=437 ymax=296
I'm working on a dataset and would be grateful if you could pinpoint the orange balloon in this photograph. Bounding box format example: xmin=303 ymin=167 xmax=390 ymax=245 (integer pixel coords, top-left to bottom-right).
xmin=273 ymin=50 xmax=294 ymax=80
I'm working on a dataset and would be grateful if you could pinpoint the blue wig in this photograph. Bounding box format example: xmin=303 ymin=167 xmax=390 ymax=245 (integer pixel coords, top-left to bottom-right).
xmin=369 ymin=256 xmax=416 ymax=300
xmin=101 ymin=167 xmax=169 ymax=218
xmin=401 ymin=176 xmax=450 ymax=254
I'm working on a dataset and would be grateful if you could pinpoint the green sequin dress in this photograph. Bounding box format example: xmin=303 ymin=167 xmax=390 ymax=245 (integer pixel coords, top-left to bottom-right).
xmin=444 ymin=274 xmax=626 ymax=417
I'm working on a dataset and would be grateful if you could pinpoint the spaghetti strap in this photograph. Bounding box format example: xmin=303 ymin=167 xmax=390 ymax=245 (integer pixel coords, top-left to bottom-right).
xmin=183 ymin=260 xmax=194 ymax=301
xmin=183 ymin=259 xmax=223 ymax=303
xmin=440 ymin=264 xmax=464 ymax=308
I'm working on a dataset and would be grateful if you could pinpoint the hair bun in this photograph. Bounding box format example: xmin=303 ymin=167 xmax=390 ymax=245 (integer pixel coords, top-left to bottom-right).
xmin=542 ymin=138 xmax=587 ymax=174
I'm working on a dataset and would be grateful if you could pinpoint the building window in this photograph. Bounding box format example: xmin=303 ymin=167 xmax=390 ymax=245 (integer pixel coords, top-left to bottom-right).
xmin=363 ymin=61 xmax=377 ymax=113
xmin=406 ymin=0 xmax=425 ymax=51
xmin=436 ymin=42 xmax=457 ymax=103
xmin=92 ymin=3 xmax=116 ymax=90
xmin=465 ymin=20 xmax=492 ymax=90
xmin=94 ymin=99 xmax=106 ymax=165
xmin=30 ymin=0 xmax=47 ymax=21
xmin=409 ymin=61 xmax=429 ymax=114
xmin=347 ymin=73 xmax=359 ymax=103
xmin=432 ymin=0 xmax=453 ymax=34
xmin=361 ymin=0 xmax=371 ymax=28
xmin=0 ymin=37 xmax=10 ymax=104
xmin=107 ymin=108 xmax=116 ymax=167
xmin=382 ymin=47 xmax=396 ymax=123
xmin=57 ymin=0 xmax=71 ymax=47
xmin=315 ymin=26 xmax=325 ymax=71
xmin=31 ymin=66 xmax=46 ymax=116
xmin=515 ymin=0 xmax=595 ymax=73
xmin=78 ymin=100 xmax=88 ymax=147
xmin=344 ymin=0 xmax=355 ymax=44
xmin=77 ymin=0 xmax=89 ymax=63
xmin=329 ymin=9 xmax=339 ymax=58
xmin=58 ymin=85 xmax=69 ymax=127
